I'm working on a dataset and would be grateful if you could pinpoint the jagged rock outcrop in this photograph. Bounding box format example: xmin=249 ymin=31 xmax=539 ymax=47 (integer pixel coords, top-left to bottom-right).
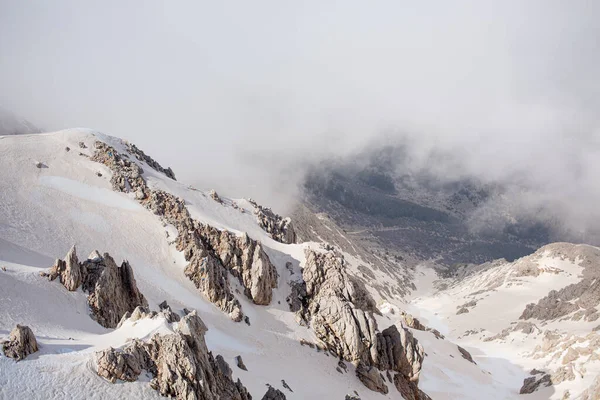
xmin=96 ymin=311 xmax=251 ymax=400
xmin=43 ymin=247 xmax=148 ymax=328
xmin=297 ymin=250 xmax=379 ymax=365
xmin=373 ymin=323 xmax=431 ymax=399
xmin=116 ymin=305 xmax=180 ymax=328
xmin=262 ymin=386 xmax=286 ymax=400
xmin=157 ymin=301 xmax=181 ymax=323
xmin=91 ymin=140 xmax=280 ymax=321
xmin=2 ymin=325 xmax=38 ymax=361
xmin=47 ymin=245 xmax=81 ymax=291
xmin=400 ymin=311 xmax=444 ymax=339
xmin=292 ymin=249 xmax=428 ymax=399
xmin=198 ymin=226 xmax=278 ymax=306
xmin=248 ymin=199 xmax=297 ymax=244
xmin=125 ymin=142 xmax=176 ymax=180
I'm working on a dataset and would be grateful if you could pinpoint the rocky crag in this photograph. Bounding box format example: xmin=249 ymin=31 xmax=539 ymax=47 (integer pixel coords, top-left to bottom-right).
xmin=248 ymin=199 xmax=296 ymax=244
xmin=289 ymin=249 xmax=430 ymax=399
xmin=91 ymin=141 xmax=278 ymax=321
xmin=96 ymin=310 xmax=252 ymax=400
xmin=42 ymin=246 xmax=148 ymax=329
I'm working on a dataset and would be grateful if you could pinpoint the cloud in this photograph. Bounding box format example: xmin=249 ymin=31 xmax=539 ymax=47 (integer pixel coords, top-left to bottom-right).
xmin=0 ymin=1 xmax=599 ymax=224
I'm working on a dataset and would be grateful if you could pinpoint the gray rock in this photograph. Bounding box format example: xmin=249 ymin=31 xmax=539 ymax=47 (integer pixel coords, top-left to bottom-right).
xmin=236 ymin=355 xmax=248 ymax=371
xmin=2 ymin=325 xmax=38 ymax=361
xmin=520 ymin=374 xmax=551 ymax=394
xmin=356 ymin=363 xmax=388 ymax=394
xmin=44 ymin=247 xmax=148 ymax=329
xmin=124 ymin=142 xmax=176 ymax=180
xmin=457 ymin=346 xmax=476 ymax=364
xmin=46 ymin=245 xmax=81 ymax=291
xmin=248 ymin=198 xmax=297 ymax=244
xmin=262 ymin=386 xmax=286 ymax=400
xmin=96 ymin=311 xmax=251 ymax=399
xmin=281 ymin=380 xmax=292 ymax=392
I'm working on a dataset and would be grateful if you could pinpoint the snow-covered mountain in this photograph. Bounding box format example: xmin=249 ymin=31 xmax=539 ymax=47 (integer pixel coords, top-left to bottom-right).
xmin=0 ymin=128 xmax=598 ymax=399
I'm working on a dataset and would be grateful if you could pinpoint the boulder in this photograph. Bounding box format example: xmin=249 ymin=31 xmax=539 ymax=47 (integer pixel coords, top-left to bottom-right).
xmin=2 ymin=325 xmax=38 ymax=361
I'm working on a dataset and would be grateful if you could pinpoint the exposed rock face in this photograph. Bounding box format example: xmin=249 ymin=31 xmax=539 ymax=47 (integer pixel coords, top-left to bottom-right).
xmin=292 ymin=249 xmax=429 ymax=399
xmin=298 ymin=250 xmax=378 ymax=365
xmin=262 ymin=386 xmax=286 ymax=400
xmin=248 ymin=199 xmax=297 ymax=244
xmin=96 ymin=311 xmax=251 ymax=400
xmin=47 ymin=245 xmax=81 ymax=291
xmin=91 ymin=140 xmax=280 ymax=321
xmin=2 ymin=325 xmax=38 ymax=361
xmin=374 ymin=323 xmax=425 ymax=397
xmin=356 ymin=363 xmax=388 ymax=394
xmin=43 ymin=247 xmax=148 ymax=329
xmin=201 ymin=227 xmax=278 ymax=306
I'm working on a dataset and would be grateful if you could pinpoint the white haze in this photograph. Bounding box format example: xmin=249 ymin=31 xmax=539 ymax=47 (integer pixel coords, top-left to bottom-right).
xmin=1 ymin=1 xmax=599 ymax=235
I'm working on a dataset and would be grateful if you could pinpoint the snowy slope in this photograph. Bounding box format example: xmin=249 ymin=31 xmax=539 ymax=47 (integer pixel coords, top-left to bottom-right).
xmin=410 ymin=244 xmax=600 ymax=399
xmin=4 ymin=129 xmax=595 ymax=399
xmin=0 ymin=129 xmax=492 ymax=400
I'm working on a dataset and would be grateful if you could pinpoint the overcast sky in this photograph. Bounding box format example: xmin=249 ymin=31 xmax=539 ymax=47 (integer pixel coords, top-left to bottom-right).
xmin=1 ymin=1 xmax=599 ymax=223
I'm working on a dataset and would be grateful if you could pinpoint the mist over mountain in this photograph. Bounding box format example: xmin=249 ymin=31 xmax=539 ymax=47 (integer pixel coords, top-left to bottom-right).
xmin=0 ymin=107 xmax=40 ymax=136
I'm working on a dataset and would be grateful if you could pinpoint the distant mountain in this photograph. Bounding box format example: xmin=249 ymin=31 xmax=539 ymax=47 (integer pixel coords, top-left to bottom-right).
xmin=0 ymin=107 xmax=41 ymax=135
xmin=302 ymin=143 xmax=555 ymax=266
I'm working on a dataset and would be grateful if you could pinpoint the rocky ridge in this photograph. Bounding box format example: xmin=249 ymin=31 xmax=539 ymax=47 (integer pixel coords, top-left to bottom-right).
xmin=42 ymin=246 xmax=147 ymax=329
xmin=248 ymin=198 xmax=296 ymax=244
xmin=124 ymin=141 xmax=176 ymax=180
xmin=91 ymin=141 xmax=278 ymax=321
